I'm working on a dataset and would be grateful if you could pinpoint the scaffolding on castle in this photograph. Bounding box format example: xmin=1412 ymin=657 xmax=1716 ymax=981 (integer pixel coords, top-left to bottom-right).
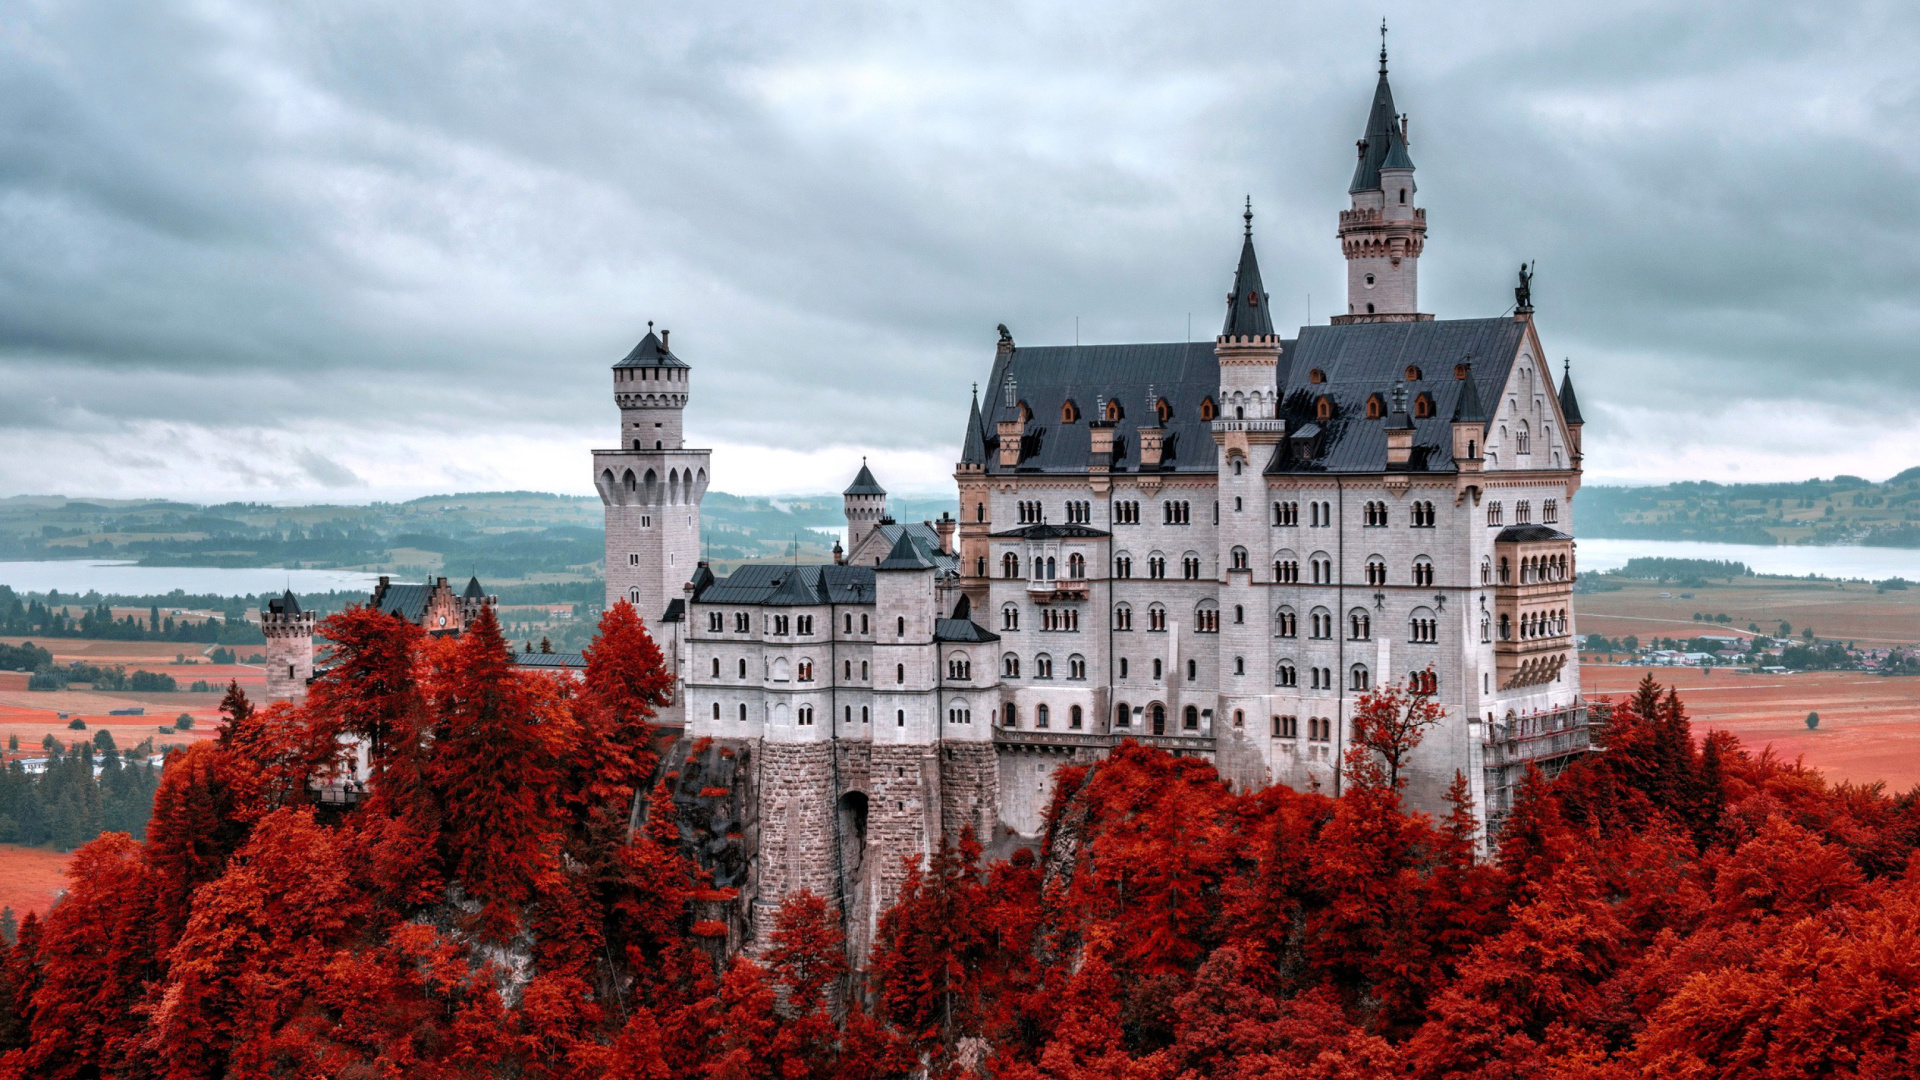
xmin=1480 ymin=700 xmax=1605 ymax=839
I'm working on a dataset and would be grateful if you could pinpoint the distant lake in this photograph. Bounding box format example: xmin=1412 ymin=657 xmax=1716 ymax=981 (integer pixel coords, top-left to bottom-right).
xmin=1579 ymin=538 xmax=1920 ymax=581
xmin=0 ymin=560 xmax=382 ymax=598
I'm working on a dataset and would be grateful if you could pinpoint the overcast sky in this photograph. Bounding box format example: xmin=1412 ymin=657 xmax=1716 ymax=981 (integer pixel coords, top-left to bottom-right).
xmin=1 ymin=1 xmax=1915 ymax=502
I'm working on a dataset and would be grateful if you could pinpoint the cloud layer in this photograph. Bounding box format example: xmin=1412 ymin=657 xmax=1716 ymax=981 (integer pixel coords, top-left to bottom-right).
xmin=2 ymin=0 xmax=1915 ymax=500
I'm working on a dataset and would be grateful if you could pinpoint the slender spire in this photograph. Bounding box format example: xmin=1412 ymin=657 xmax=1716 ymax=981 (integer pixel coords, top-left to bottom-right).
xmin=1221 ymin=201 xmax=1274 ymax=338
xmin=1451 ymin=360 xmax=1488 ymax=423
xmin=960 ymin=383 xmax=988 ymax=465
xmin=1558 ymin=358 xmax=1585 ymax=424
xmin=1350 ymin=32 xmax=1416 ymax=193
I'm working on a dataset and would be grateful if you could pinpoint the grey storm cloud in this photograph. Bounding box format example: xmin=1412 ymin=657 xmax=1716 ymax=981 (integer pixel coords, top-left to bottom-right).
xmin=0 ymin=0 xmax=1916 ymax=497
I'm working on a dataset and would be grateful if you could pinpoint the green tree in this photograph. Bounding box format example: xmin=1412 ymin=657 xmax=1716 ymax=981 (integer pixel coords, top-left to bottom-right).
xmin=1806 ymin=711 xmax=1820 ymax=730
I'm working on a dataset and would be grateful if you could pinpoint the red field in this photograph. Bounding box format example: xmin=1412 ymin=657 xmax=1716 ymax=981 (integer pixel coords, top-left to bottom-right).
xmin=1585 ymin=665 xmax=1920 ymax=791
xmin=0 ymin=844 xmax=71 ymax=917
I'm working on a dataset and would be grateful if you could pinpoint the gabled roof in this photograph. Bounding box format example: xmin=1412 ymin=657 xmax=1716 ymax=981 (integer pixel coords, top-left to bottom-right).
xmin=844 ymin=461 xmax=886 ymax=496
xmin=614 ymin=329 xmax=689 ymax=369
xmin=1221 ymin=207 xmax=1274 ymax=338
xmin=1557 ymin=362 xmax=1584 ymax=424
xmin=960 ymin=388 xmax=988 ymax=466
xmin=695 ymin=564 xmax=878 ymax=608
xmin=1272 ymin=317 xmax=1522 ymax=473
xmin=934 ymin=618 xmax=1000 ymax=643
xmin=372 ymin=583 xmax=430 ymax=623
xmin=988 ymin=522 xmax=1111 ymax=540
xmin=859 ymin=521 xmax=960 ymax=575
xmin=766 ymin=570 xmax=824 ymax=606
xmin=1495 ymin=524 xmax=1573 ymax=544
xmin=876 ymin=529 xmax=936 ymax=571
xmin=1350 ymin=66 xmax=1415 ymax=193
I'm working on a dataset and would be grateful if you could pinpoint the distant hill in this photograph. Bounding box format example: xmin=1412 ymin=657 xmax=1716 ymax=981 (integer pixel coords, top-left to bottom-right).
xmin=1582 ymin=469 xmax=1920 ymax=547
xmin=0 ymin=489 xmax=960 ymax=580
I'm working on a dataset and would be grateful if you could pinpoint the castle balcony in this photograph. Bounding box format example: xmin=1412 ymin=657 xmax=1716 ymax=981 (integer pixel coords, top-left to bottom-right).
xmin=1209 ymin=418 xmax=1285 ymax=435
xmin=995 ymin=728 xmax=1112 ymax=752
xmin=1026 ymin=578 xmax=1088 ymax=603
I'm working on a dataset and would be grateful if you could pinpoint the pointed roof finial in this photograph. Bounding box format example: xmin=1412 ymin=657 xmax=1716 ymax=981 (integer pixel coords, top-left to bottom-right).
xmin=1380 ymin=18 xmax=1389 ymax=74
xmin=1243 ymin=195 xmax=1253 ymax=238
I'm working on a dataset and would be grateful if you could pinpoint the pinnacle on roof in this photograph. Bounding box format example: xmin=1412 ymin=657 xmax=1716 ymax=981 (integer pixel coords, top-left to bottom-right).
xmin=1220 ymin=198 xmax=1275 ymax=338
xmin=1451 ymin=361 xmax=1489 ymax=424
xmin=1558 ymin=358 xmax=1585 ymax=424
xmin=614 ymin=322 xmax=689 ymax=369
xmin=960 ymin=385 xmax=988 ymax=465
xmin=1349 ymin=26 xmax=1416 ymax=193
xmin=875 ymin=528 xmax=935 ymax=570
xmin=463 ymin=575 xmax=486 ymax=600
xmin=844 ymin=459 xmax=886 ymax=496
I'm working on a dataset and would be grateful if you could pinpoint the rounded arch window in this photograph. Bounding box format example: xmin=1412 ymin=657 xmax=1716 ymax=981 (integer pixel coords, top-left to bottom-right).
xmin=1454 ymin=363 xmax=1469 ymax=380
xmin=1061 ymin=399 xmax=1080 ymax=423
xmin=1183 ymin=705 xmax=1200 ymax=730
xmin=1366 ymin=394 xmax=1385 ymax=420
xmin=1199 ymin=396 xmax=1216 ymax=421
xmin=1155 ymin=398 xmax=1174 ymax=424
xmin=1309 ymin=368 xmax=1326 ymax=384
xmin=1316 ymin=396 xmax=1334 ymax=421
xmin=1405 ymin=365 xmax=1423 ymax=381
xmin=1413 ymin=392 xmax=1434 ymax=419
xmin=1105 ymin=398 xmax=1125 ymax=421
xmin=1349 ymin=664 xmax=1371 ymax=691
xmin=1230 ymin=546 xmax=1249 ymax=571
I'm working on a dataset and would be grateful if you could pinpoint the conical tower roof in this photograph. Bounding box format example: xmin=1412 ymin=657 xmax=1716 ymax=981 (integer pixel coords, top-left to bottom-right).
xmin=1452 ymin=363 xmax=1489 ymax=424
xmin=1221 ymin=200 xmax=1275 ymax=338
xmin=960 ymin=386 xmax=988 ymax=464
xmin=1557 ymin=360 xmax=1585 ymax=424
xmin=844 ymin=460 xmax=886 ymax=496
xmin=615 ymin=323 xmax=689 ymax=369
xmin=464 ymin=575 xmax=486 ymax=599
xmin=1350 ymin=36 xmax=1416 ymax=193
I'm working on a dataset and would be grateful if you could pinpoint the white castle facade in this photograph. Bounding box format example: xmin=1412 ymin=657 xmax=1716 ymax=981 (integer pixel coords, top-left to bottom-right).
xmin=600 ymin=50 xmax=1594 ymax=949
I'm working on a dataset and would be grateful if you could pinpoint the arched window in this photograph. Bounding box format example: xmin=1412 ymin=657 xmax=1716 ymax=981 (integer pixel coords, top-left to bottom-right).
xmin=1413 ymin=392 xmax=1434 ymax=419
xmin=1366 ymin=394 xmax=1385 ymax=420
xmin=1199 ymin=396 xmax=1216 ymax=422
xmin=1516 ymin=421 xmax=1531 ymax=454
xmin=1405 ymin=365 xmax=1423 ymax=381
xmin=1412 ymin=557 xmax=1434 ymax=586
xmin=1275 ymin=606 xmax=1297 ymax=637
xmin=1003 ymin=702 xmax=1017 ymax=727
xmin=1155 ymin=398 xmax=1173 ymax=424
xmin=1409 ymin=607 xmax=1438 ymax=643
xmin=1151 ymin=703 xmax=1167 ymax=735
xmin=1147 ymin=604 xmax=1167 ymax=632
xmin=1349 ymin=664 xmax=1371 ymax=691
xmin=1115 ymin=702 xmax=1131 ymax=728
xmin=1036 ymin=704 xmax=1050 ymax=728
xmin=1499 ymin=614 xmax=1511 ymax=640
xmin=1366 ymin=556 xmax=1387 ymax=586
xmin=1003 ymin=653 xmax=1021 ymax=678
xmin=1316 ymin=396 xmax=1334 ymax=421
xmin=1002 ymin=604 xmax=1019 ymax=631
xmin=1061 ymin=399 xmax=1080 ymax=423
xmin=1183 ymin=705 xmax=1200 ymax=731
xmin=1105 ymin=398 xmax=1125 ymax=421
xmin=1277 ymin=661 xmax=1297 ymax=687
xmin=895 ymin=663 xmax=905 ymax=683
xmin=1068 ymin=552 xmax=1086 ymax=578
xmin=1349 ymin=609 xmax=1371 ymax=640
xmin=1113 ymin=603 xmax=1132 ymax=631
xmin=1234 ymin=604 xmax=1244 ymax=624
xmin=1035 ymin=653 xmax=1053 ymax=679
xmin=1002 ymin=552 xmax=1020 ymax=578
xmin=1310 ymin=607 xmax=1332 ymax=639
xmin=1069 ymin=654 xmax=1086 ymax=679
xmin=897 ymin=615 xmax=906 ymax=636
xmin=1234 ymin=655 xmax=1245 ymax=675
xmin=1070 ymin=704 xmax=1084 ymax=729
xmin=1230 ymin=546 xmax=1249 ymax=571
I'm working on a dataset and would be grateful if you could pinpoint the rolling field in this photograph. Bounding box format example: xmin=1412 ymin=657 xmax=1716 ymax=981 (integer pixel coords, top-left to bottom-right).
xmin=0 ymin=844 xmax=71 ymax=917
xmin=1585 ymin=665 xmax=1920 ymax=791
xmin=1576 ymin=576 xmax=1920 ymax=646
xmin=0 ymin=637 xmax=245 ymax=757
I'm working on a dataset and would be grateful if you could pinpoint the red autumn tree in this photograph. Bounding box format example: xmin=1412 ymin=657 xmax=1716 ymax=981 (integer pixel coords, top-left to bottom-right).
xmin=1350 ymin=674 xmax=1447 ymax=789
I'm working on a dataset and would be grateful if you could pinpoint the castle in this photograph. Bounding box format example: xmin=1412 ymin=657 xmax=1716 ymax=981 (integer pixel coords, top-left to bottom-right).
xmin=607 ymin=46 xmax=1595 ymax=953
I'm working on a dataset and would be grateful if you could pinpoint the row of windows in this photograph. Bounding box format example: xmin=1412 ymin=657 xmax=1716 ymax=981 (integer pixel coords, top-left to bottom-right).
xmin=704 ymin=611 xmax=864 ymax=635
xmin=1503 ymin=608 xmax=1570 ymax=640
xmin=707 ymin=702 xmax=1001 ymax=729
xmin=1486 ymin=498 xmax=1559 ymax=526
xmin=1004 ymin=552 xmax=1090 ymax=580
xmin=1274 ymin=499 xmax=1437 ymax=528
xmin=1273 ymin=715 xmax=1334 ymax=740
xmin=1482 ymin=553 xmax=1572 ymax=585
xmin=1000 ymin=654 xmax=1089 ymax=680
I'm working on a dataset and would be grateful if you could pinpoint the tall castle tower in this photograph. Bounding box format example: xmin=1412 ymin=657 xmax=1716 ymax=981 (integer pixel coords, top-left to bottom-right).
xmin=843 ymin=459 xmax=888 ymax=557
xmin=594 ymin=324 xmax=709 ymax=714
xmin=260 ymin=590 xmax=314 ymax=702
xmin=1335 ymin=27 xmax=1429 ymax=324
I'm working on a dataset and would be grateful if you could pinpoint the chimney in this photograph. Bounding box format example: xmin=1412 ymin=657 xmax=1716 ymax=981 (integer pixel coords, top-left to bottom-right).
xmin=661 ymin=328 xmax=670 ymax=350
xmin=934 ymin=513 xmax=956 ymax=555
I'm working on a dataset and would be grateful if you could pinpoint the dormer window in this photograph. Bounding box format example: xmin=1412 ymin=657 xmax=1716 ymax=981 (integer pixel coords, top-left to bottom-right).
xmin=1017 ymin=401 xmax=1033 ymax=424
xmin=1316 ymin=396 xmax=1334 ymax=422
xmin=1309 ymin=369 xmax=1326 ymax=384
xmin=1061 ymin=400 xmax=1079 ymax=424
xmin=1105 ymin=398 xmax=1124 ymax=421
xmin=1199 ymin=397 xmax=1216 ymax=422
xmin=1365 ymin=394 xmax=1385 ymax=420
xmin=1405 ymin=366 xmax=1422 ymax=381
xmin=1155 ymin=398 xmax=1173 ymax=424
xmin=1414 ymin=393 xmax=1435 ymax=419
xmin=1454 ymin=364 xmax=1469 ymax=380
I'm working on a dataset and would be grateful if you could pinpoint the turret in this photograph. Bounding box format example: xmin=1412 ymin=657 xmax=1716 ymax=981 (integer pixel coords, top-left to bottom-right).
xmin=1450 ymin=361 xmax=1488 ymax=469
xmin=1215 ymin=200 xmax=1283 ymax=421
xmin=1334 ymin=25 xmax=1430 ymax=324
xmin=1557 ymin=358 xmax=1584 ymax=465
xmin=261 ymin=590 xmax=314 ymax=702
xmin=613 ymin=322 xmax=690 ymax=451
xmin=844 ymin=459 xmax=888 ymax=554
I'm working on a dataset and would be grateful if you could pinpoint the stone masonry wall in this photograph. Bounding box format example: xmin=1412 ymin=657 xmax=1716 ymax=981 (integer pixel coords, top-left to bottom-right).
xmin=752 ymin=741 xmax=838 ymax=950
xmin=939 ymin=743 xmax=998 ymax=850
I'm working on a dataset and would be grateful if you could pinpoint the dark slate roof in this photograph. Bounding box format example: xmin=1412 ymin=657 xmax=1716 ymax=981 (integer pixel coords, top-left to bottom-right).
xmin=1350 ymin=68 xmax=1415 ymax=193
xmin=981 ymin=341 xmax=1248 ymax=475
xmin=463 ymin=576 xmax=486 ymax=599
xmin=1496 ymin=525 xmax=1573 ymax=543
xmin=876 ymin=529 xmax=936 ymax=570
xmin=265 ymin=589 xmax=301 ymax=616
xmin=935 ymin=618 xmax=1000 ymax=643
xmin=373 ymin=583 xmax=430 ymax=623
xmin=614 ymin=329 xmax=688 ymax=370
xmin=660 ymin=598 xmax=685 ymax=624
xmin=1273 ymin=318 xmax=1524 ymax=474
xmin=988 ymin=523 xmax=1111 ymax=540
xmin=1451 ymin=361 xmax=1490 ymax=424
xmin=865 ymin=522 xmax=959 ymax=574
xmin=1557 ymin=362 xmax=1584 ymax=424
xmin=694 ymin=564 xmax=878 ymax=607
xmin=960 ymin=389 xmax=988 ymax=466
xmin=513 ymin=651 xmax=588 ymax=669
xmin=767 ymin=570 xmax=823 ymax=606
xmin=844 ymin=461 xmax=886 ymax=496
xmin=1221 ymin=212 xmax=1274 ymax=338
